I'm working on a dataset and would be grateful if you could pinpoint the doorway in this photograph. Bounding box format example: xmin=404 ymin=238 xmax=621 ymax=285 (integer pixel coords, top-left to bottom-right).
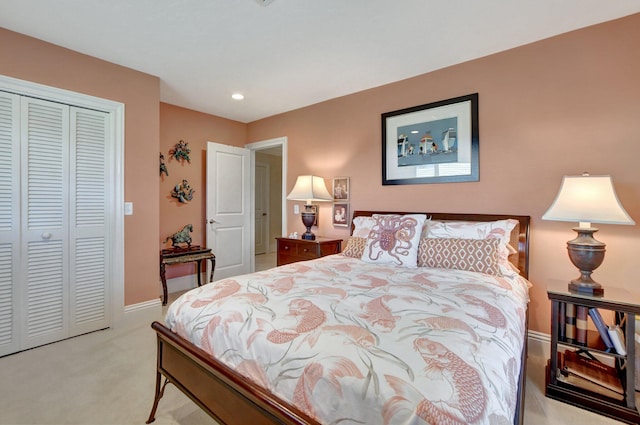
xmin=246 ymin=137 xmax=287 ymax=272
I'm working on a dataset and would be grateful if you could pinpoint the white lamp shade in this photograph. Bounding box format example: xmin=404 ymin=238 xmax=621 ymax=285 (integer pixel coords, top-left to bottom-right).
xmin=542 ymin=174 xmax=635 ymax=225
xmin=286 ymin=175 xmax=333 ymax=203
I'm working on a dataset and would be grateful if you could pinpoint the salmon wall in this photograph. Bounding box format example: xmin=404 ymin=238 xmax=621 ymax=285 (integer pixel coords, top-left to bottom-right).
xmin=0 ymin=28 xmax=160 ymax=306
xmin=247 ymin=14 xmax=640 ymax=334
xmin=159 ymin=103 xmax=246 ymax=278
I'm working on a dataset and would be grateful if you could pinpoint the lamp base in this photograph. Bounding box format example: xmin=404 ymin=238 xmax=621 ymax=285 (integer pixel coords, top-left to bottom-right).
xmin=301 ymin=231 xmax=316 ymax=241
xmin=566 ymin=227 xmax=605 ymax=297
xmin=300 ymin=209 xmax=316 ymax=241
xmin=568 ymin=280 xmax=604 ymax=297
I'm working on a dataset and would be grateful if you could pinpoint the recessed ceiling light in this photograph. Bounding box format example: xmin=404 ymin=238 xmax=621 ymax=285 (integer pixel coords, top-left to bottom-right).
xmin=232 ymin=93 xmax=244 ymax=100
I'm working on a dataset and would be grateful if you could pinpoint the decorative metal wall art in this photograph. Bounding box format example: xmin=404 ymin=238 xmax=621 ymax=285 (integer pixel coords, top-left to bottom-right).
xmin=164 ymin=224 xmax=193 ymax=248
xmin=170 ymin=139 xmax=191 ymax=163
xmin=159 ymin=152 xmax=169 ymax=176
xmin=171 ymin=179 xmax=195 ymax=203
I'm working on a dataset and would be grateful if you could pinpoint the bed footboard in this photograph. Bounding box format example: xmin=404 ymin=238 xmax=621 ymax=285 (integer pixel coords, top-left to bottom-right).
xmin=146 ymin=321 xmax=319 ymax=425
xmin=147 ymin=320 xmax=527 ymax=425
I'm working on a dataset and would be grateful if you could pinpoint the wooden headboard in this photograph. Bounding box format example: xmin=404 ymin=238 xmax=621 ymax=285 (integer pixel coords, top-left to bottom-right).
xmin=351 ymin=211 xmax=531 ymax=279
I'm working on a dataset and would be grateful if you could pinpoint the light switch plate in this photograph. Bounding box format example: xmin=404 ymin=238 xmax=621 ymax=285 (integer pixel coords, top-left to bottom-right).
xmin=124 ymin=202 xmax=133 ymax=215
xmin=294 ymin=204 xmax=299 ymax=214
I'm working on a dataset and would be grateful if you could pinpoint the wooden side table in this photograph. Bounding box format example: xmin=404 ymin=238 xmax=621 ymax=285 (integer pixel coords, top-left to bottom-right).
xmin=276 ymin=237 xmax=342 ymax=266
xmin=160 ymin=246 xmax=216 ymax=305
xmin=546 ymin=284 xmax=640 ymax=424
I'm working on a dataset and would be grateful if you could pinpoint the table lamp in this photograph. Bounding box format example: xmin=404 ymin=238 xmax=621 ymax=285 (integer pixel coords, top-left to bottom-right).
xmin=542 ymin=173 xmax=635 ymax=296
xmin=286 ymin=175 xmax=333 ymax=240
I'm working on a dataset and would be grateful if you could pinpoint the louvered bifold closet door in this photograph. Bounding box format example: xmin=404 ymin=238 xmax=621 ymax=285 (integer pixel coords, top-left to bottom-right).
xmin=20 ymin=97 xmax=70 ymax=350
xmin=0 ymin=92 xmax=21 ymax=357
xmin=69 ymin=107 xmax=109 ymax=336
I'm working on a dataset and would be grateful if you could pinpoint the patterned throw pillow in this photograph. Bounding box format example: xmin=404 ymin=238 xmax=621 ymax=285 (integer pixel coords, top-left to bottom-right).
xmin=417 ymin=237 xmax=503 ymax=276
xmin=361 ymin=214 xmax=426 ymax=267
xmin=425 ymin=219 xmax=518 ymax=265
xmin=341 ymin=236 xmax=367 ymax=258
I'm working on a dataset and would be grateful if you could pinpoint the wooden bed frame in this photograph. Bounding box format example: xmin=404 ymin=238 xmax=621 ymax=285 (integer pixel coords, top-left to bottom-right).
xmin=146 ymin=211 xmax=531 ymax=425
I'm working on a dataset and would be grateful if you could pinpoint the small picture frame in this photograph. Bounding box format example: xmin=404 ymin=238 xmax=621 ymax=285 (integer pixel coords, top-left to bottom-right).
xmin=332 ymin=203 xmax=349 ymax=227
xmin=333 ymin=177 xmax=350 ymax=201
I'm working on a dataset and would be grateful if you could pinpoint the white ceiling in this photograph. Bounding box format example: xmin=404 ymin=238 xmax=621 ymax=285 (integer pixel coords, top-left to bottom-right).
xmin=1 ymin=1 xmax=639 ymax=123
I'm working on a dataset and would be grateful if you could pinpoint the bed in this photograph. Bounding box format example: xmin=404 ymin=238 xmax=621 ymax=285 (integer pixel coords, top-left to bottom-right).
xmin=146 ymin=211 xmax=531 ymax=425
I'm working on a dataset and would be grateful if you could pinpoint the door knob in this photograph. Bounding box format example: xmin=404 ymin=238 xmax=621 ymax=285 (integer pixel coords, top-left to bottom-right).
xmin=42 ymin=232 xmax=52 ymax=239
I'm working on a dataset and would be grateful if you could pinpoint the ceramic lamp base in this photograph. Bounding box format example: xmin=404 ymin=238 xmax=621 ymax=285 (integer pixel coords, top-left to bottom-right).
xmin=567 ymin=227 xmax=605 ymax=297
xmin=301 ymin=210 xmax=316 ymax=240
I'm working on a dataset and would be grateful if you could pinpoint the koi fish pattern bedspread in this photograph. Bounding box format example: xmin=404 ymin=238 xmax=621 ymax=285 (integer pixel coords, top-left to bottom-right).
xmin=166 ymin=254 xmax=530 ymax=425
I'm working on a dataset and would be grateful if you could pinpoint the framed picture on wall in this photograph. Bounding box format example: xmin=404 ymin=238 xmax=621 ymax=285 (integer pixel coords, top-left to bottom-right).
xmin=332 ymin=203 xmax=349 ymax=227
xmin=332 ymin=177 xmax=350 ymax=201
xmin=382 ymin=93 xmax=479 ymax=185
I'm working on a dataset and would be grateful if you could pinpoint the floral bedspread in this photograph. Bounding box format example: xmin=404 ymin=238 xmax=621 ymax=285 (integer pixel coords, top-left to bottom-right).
xmin=166 ymin=254 xmax=530 ymax=425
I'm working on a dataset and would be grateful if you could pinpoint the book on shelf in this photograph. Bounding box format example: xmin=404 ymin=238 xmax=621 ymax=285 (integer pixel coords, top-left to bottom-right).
xmin=562 ymin=349 xmax=623 ymax=395
xmin=588 ymin=308 xmax=615 ymax=350
xmin=607 ymin=325 xmax=627 ymax=355
xmin=575 ymin=305 xmax=588 ymax=346
xmin=565 ymin=303 xmax=576 ymax=344
xmin=557 ymin=366 xmax=624 ymax=400
xmin=558 ymin=302 xmax=566 ymax=340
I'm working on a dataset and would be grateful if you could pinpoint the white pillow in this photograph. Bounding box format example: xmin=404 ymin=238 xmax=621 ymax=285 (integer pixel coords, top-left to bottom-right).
xmin=351 ymin=216 xmax=376 ymax=238
xmin=361 ymin=214 xmax=427 ymax=267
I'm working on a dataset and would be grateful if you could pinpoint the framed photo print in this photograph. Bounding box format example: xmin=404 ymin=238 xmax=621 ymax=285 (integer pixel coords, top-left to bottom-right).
xmin=382 ymin=93 xmax=479 ymax=185
xmin=333 ymin=177 xmax=349 ymax=201
xmin=332 ymin=203 xmax=349 ymax=227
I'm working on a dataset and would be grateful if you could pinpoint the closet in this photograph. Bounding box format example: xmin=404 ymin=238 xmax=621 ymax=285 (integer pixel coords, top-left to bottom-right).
xmin=0 ymin=90 xmax=112 ymax=357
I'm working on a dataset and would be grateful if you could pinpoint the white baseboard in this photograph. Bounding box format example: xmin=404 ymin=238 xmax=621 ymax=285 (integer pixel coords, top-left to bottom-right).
xmin=163 ymin=274 xmax=201 ymax=295
xmin=527 ymin=330 xmax=550 ymax=358
xmin=120 ymin=298 xmax=162 ymax=327
xmin=115 ymin=275 xmax=202 ymax=328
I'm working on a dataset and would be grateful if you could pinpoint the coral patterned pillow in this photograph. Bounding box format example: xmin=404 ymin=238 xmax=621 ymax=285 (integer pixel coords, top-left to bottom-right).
xmin=417 ymin=237 xmax=503 ymax=276
xmin=361 ymin=214 xmax=426 ymax=267
xmin=425 ymin=219 xmax=518 ymax=265
xmin=341 ymin=236 xmax=367 ymax=258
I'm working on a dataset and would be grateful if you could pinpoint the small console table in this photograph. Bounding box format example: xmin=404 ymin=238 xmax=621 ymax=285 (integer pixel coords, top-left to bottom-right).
xmin=160 ymin=246 xmax=216 ymax=305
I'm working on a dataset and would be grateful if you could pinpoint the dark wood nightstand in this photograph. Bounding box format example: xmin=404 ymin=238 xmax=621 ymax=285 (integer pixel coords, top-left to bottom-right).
xmin=276 ymin=237 xmax=342 ymax=266
xmin=160 ymin=246 xmax=216 ymax=305
xmin=546 ymin=284 xmax=640 ymax=424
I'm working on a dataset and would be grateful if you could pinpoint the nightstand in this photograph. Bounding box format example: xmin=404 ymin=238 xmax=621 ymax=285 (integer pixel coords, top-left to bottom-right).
xmin=276 ymin=237 xmax=342 ymax=266
xmin=545 ymin=284 xmax=640 ymax=424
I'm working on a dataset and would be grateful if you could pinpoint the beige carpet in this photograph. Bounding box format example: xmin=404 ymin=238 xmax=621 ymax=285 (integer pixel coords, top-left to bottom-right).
xmin=0 ymin=290 xmax=627 ymax=425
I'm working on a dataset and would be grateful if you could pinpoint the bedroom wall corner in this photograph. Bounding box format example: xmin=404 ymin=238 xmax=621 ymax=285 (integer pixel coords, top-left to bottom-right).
xmin=0 ymin=27 xmax=162 ymax=308
xmin=246 ymin=13 xmax=640 ymax=336
xmin=159 ymin=102 xmax=247 ymax=280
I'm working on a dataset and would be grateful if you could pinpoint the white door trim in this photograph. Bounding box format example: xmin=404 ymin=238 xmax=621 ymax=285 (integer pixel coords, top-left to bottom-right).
xmin=0 ymin=74 xmax=125 ymax=326
xmin=245 ymin=136 xmax=288 ymax=252
xmin=254 ymin=161 xmax=270 ymax=255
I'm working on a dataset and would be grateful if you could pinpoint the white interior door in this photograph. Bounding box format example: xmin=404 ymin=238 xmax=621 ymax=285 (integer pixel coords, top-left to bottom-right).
xmin=0 ymin=92 xmax=21 ymax=356
xmin=254 ymin=162 xmax=269 ymax=255
xmin=21 ymin=97 xmax=70 ymax=349
xmin=0 ymin=91 xmax=112 ymax=357
xmin=206 ymin=142 xmax=251 ymax=280
xmin=68 ymin=107 xmax=110 ymax=336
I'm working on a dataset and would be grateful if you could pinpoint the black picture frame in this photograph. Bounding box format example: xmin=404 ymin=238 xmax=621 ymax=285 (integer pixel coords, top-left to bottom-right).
xmin=382 ymin=93 xmax=479 ymax=185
